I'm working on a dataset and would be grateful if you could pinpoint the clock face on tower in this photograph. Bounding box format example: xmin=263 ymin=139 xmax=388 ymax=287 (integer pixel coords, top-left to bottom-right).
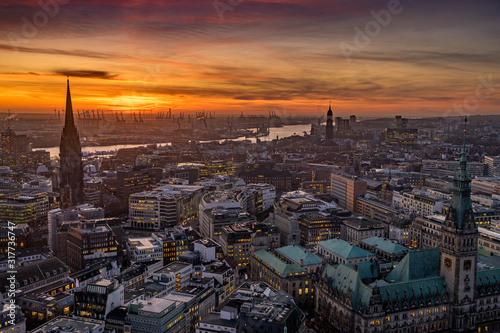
xmin=445 ymin=257 xmax=452 ymax=269
xmin=464 ymin=260 xmax=472 ymax=271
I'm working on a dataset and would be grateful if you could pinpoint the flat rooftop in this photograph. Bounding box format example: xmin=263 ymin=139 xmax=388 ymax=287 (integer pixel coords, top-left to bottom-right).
xmin=136 ymin=297 xmax=176 ymax=313
xmin=128 ymin=237 xmax=161 ymax=249
xmin=30 ymin=316 xmax=104 ymax=333
xmin=91 ymin=279 xmax=114 ymax=287
xmin=155 ymin=261 xmax=191 ymax=275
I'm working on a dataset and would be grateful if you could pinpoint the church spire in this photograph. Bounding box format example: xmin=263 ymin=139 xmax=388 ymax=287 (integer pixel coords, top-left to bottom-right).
xmin=59 ymin=77 xmax=84 ymax=208
xmin=326 ymin=101 xmax=333 ymax=139
xmin=65 ymin=76 xmax=76 ymax=130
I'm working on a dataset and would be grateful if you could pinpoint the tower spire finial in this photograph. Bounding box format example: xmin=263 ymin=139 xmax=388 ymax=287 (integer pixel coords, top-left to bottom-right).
xmin=64 ymin=77 xmax=75 ymax=129
xmin=329 ymin=100 xmax=331 ymax=111
xmin=462 ymin=116 xmax=467 ymax=156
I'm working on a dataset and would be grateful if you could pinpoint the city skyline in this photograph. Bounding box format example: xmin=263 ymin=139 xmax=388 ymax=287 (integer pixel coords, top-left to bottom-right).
xmin=1 ymin=0 xmax=499 ymax=116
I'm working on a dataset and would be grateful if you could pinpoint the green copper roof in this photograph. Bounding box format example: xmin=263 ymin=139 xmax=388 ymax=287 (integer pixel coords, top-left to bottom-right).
xmin=450 ymin=121 xmax=473 ymax=229
xmin=276 ymin=245 xmax=322 ymax=266
xmin=322 ymin=264 xmax=373 ymax=311
xmin=318 ymin=238 xmax=375 ymax=259
xmin=476 ymin=267 xmax=500 ymax=289
xmin=361 ymin=237 xmax=409 ymax=255
xmin=322 ymin=259 xmax=446 ymax=315
xmin=253 ymin=249 xmax=307 ymax=276
xmin=378 ymin=276 xmax=446 ymax=310
xmin=386 ymin=248 xmax=440 ymax=283
xmin=347 ymin=261 xmax=379 ymax=280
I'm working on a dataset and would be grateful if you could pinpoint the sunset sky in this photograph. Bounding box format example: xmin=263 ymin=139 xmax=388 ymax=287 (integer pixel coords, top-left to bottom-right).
xmin=0 ymin=0 xmax=499 ymax=117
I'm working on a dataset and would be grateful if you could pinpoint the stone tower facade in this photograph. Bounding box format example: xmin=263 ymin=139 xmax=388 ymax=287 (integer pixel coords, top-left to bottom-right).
xmin=439 ymin=119 xmax=478 ymax=332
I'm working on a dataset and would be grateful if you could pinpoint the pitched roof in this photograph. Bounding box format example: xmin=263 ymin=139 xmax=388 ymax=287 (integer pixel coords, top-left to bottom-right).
xmin=385 ymin=248 xmax=440 ymax=283
xmin=360 ymin=237 xmax=409 ymax=255
xmin=322 ymin=264 xmax=373 ymax=312
xmin=276 ymin=245 xmax=322 ymax=266
xmin=323 ymin=262 xmax=446 ymax=315
xmin=318 ymin=238 xmax=375 ymax=259
xmin=253 ymin=250 xmax=306 ymax=276
xmin=378 ymin=276 xmax=446 ymax=311
xmin=0 ymin=257 xmax=69 ymax=293
xmin=476 ymin=267 xmax=500 ymax=290
xmin=347 ymin=261 xmax=379 ymax=280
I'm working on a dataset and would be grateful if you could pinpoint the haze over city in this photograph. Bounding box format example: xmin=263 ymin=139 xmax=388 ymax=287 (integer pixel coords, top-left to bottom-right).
xmin=1 ymin=0 xmax=499 ymax=116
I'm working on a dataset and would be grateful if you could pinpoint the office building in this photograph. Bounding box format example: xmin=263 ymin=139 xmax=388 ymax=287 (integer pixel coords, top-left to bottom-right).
xmin=342 ymin=216 xmax=386 ymax=245
xmin=198 ymin=282 xmax=305 ymax=333
xmin=331 ymin=174 xmax=367 ymax=212
xmin=48 ymin=205 xmax=104 ymax=252
xmin=250 ymin=249 xmax=314 ymax=310
xmin=129 ymin=184 xmax=204 ymax=230
xmin=484 ymin=155 xmax=500 ymax=177
xmin=471 ymin=178 xmax=500 ymax=195
xmin=193 ymin=239 xmax=223 ymax=263
xmin=31 ymin=316 xmax=105 ymax=333
xmin=126 ymin=297 xmax=187 ymax=333
xmin=219 ymin=222 xmax=280 ymax=268
xmin=150 ymin=262 xmax=193 ymax=294
xmin=116 ymin=167 xmax=163 ymax=198
xmin=65 ymin=220 xmax=119 ymax=271
xmin=199 ymin=191 xmax=254 ymax=241
xmin=126 ymin=234 xmax=164 ymax=264
xmin=154 ymin=226 xmax=190 ymax=265
xmin=386 ymin=127 xmax=418 ymax=146
xmin=239 ymin=166 xmax=293 ymax=192
xmin=202 ymin=261 xmax=236 ymax=306
xmin=0 ymin=192 xmax=49 ymax=228
xmin=74 ymin=278 xmax=124 ymax=320
xmin=423 ymin=159 xmax=485 ymax=178
xmin=270 ymin=190 xmax=338 ymax=246
xmin=300 ymin=180 xmax=331 ymax=195
xmin=237 ymin=183 xmax=276 ymax=216
xmin=392 ymin=190 xmax=445 ymax=217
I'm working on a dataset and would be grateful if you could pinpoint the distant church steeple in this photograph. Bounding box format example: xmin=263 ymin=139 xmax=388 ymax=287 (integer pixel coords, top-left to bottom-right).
xmin=59 ymin=78 xmax=84 ymax=208
xmin=326 ymin=101 xmax=333 ymax=139
xmin=439 ymin=117 xmax=478 ymax=332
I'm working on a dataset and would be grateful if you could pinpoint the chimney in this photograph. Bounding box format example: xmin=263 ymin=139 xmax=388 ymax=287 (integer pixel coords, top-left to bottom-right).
xmin=300 ymin=259 xmax=304 ymax=267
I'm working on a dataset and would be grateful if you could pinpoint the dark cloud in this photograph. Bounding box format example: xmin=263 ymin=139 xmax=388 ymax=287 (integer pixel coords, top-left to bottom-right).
xmin=54 ymin=70 xmax=117 ymax=80
xmin=0 ymin=44 xmax=112 ymax=59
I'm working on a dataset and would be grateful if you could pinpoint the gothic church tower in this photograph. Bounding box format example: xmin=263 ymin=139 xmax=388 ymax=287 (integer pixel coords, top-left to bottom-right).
xmin=59 ymin=78 xmax=84 ymax=208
